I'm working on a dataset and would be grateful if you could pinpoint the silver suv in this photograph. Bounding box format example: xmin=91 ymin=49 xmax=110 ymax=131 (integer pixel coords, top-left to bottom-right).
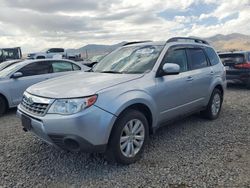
xmin=17 ymin=37 xmax=226 ymax=164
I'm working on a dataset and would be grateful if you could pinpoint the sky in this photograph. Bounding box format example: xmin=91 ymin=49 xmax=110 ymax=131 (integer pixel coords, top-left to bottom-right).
xmin=0 ymin=0 xmax=250 ymax=52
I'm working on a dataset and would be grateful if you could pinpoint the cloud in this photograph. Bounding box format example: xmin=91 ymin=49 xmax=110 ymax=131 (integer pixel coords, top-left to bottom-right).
xmin=0 ymin=0 xmax=249 ymax=52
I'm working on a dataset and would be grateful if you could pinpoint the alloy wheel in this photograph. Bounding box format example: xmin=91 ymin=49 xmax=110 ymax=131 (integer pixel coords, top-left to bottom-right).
xmin=211 ymin=93 xmax=221 ymax=116
xmin=119 ymin=119 xmax=145 ymax=158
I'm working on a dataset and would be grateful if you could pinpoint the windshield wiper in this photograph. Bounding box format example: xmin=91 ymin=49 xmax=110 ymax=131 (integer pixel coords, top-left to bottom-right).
xmin=100 ymin=71 xmax=123 ymax=74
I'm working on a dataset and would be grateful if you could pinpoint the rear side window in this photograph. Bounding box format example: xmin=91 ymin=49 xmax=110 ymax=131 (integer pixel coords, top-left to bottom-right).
xmin=186 ymin=49 xmax=208 ymax=70
xmin=52 ymin=61 xmax=73 ymax=73
xmin=248 ymin=52 xmax=250 ymax=61
xmin=19 ymin=61 xmax=51 ymax=76
xmin=205 ymin=47 xmax=220 ymax=65
xmin=163 ymin=49 xmax=188 ymax=72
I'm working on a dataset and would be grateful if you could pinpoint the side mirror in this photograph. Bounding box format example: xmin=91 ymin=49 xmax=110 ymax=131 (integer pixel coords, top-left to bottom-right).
xmin=11 ymin=72 xmax=23 ymax=79
xmin=162 ymin=63 xmax=180 ymax=75
xmin=86 ymin=61 xmax=98 ymax=68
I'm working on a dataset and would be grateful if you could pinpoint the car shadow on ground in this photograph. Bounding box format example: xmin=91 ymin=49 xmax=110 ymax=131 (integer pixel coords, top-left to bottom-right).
xmin=4 ymin=107 xmax=17 ymax=116
xmin=18 ymin=113 xmax=212 ymax=182
xmin=226 ymin=83 xmax=249 ymax=90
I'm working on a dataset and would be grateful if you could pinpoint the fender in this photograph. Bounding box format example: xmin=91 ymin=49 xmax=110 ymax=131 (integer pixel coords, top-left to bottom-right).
xmin=0 ymin=89 xmax=12 ymax=107
xmin=206 ymin=75 xmax=226 ymax=105
xmin=95 ymin=89 xmax=159 ymax=129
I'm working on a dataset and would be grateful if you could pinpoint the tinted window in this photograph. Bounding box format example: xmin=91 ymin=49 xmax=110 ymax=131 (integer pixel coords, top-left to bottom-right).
xmin=248 ymin=52 xmax=250 ymax=61
xmin=48 ymin=48 xmax=64 ymax=53
xmin=19 ymin=61 xmax=51 ymax=76
xmin=219 ymin=53 xmax=245 ymax=65
xmin=187 ymin=49 xmax=208 ymax=70
xmin=52 ymin=61 xmax=73 ymax=73
xmin=205 ymin=47 xmax=220 ymax=65
xmin=163 ymin=49 xmax=188 ymax=72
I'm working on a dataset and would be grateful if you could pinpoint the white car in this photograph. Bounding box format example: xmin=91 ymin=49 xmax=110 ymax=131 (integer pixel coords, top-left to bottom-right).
xmin=27 ymin=48 xmax=66 ymax=59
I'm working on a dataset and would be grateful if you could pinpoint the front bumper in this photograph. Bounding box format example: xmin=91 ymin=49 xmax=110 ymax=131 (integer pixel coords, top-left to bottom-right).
xmin=17 ymin=105 xmax=117 ymax=153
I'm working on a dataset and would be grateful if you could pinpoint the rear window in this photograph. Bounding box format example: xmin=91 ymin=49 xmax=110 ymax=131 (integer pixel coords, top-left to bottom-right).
xmin=205 ymin=47 xmax=220 ymax=65
xmin=219 ymin=54 xmax=245 ymax=65
xmin=186 ymin=48 xmax=208 ymax=70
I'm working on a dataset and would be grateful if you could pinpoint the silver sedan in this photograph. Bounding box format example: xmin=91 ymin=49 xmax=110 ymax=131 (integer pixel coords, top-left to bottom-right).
xmin=0 ymin=59 xmax=89 ymax=115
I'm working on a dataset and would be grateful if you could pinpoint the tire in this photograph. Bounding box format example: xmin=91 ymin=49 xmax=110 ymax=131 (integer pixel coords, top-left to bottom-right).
xmin=105 ymin=109 xmax=149 ymax=165
xmin=0 ymin=96 xmax=7 ymax=116
xmin=201 ymin=88 xmax=223 ymax=120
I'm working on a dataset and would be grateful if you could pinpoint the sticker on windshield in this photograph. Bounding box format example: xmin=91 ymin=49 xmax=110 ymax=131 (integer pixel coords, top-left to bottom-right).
xmin=135 ymin=48 xmax=155 ymax=54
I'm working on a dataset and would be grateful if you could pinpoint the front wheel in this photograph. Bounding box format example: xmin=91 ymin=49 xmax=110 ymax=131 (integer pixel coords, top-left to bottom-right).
xmin=105 ymin=110 xmax=149 ymax=165
xmin=201 ymin=88 xmax=223 ymax=120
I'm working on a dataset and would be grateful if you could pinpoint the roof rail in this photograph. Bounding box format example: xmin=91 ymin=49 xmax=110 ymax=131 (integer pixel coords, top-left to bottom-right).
xmin=123 ymin=40 xmax=152 ymax=46
xmin=167 ymin=37 xmax=209 ymax=45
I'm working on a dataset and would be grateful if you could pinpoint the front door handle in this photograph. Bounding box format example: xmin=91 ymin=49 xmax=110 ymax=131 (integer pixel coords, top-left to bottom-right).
xmin=186 ymin=76 xmax=193 ymax=81
xmin=210 ymin=71 xmax=214 ymax=75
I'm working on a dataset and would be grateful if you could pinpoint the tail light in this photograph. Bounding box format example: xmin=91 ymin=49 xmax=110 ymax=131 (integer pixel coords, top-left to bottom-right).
xmin=234 ymin=62 xmax=250 ymax=69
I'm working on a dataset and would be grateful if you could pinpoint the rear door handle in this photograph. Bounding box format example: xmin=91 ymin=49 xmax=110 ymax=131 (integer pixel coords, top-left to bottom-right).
xmin=186 ymin=76 xmax=193 ymax=81
xmin=210 ymin=71 xmax=214 ymax=75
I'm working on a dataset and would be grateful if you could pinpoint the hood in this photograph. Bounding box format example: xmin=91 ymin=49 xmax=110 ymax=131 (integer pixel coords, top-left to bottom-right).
xmin=27 ymin=72 xmax=143 ymax=98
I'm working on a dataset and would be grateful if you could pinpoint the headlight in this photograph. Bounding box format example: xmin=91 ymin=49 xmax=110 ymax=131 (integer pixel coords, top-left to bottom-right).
xmin=48 ymin=95 xmax=97 ymax=115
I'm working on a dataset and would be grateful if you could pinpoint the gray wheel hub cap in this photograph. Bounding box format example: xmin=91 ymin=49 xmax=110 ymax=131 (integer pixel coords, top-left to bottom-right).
xmin=120 ymin=119 xmax=145 ymax=158
xmin=211 ymin=93 xmax=221 ymax=116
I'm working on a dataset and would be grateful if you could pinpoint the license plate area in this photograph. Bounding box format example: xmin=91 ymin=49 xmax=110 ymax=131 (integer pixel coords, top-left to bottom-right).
xmin=21 ymin=114 xmax=32 ymax=130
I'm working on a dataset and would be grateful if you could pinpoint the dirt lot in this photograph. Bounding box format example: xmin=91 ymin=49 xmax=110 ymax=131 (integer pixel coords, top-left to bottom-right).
xmin=0 ymin=86 xmax=250 ymax=188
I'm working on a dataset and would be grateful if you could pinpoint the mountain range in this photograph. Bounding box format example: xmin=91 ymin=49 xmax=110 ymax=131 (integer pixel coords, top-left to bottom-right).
xmin=67 ymin=33 xmax=250 ymax=58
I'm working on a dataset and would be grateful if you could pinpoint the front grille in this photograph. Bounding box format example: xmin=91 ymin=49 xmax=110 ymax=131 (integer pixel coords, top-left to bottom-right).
xmin=21 ymin=95 xmax=49 ymax=116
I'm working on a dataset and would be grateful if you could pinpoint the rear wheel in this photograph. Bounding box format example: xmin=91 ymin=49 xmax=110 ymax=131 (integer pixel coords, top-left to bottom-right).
xmin=201 ymin=88 xmax=222 ymax=120
xmin=105 ymin=109 xmax=149 ymax=164
xmin=0 ymin=96 xmax=7 ymax=116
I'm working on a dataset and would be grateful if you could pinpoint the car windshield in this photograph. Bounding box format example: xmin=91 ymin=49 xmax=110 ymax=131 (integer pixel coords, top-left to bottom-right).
xmin=0 ymin=60 xmax=21 ymax=71
xmin=0 ymin=62 xmax=23 ymax=78
xmin=92 ymin=45 xmax=164 ymax=74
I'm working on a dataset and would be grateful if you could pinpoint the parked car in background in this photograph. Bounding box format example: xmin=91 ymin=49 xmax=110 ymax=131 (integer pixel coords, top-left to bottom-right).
xmin=0 ymin=47 xmax=22 ymax=63
xmin=0 ymin=60 xmax=23 ymax=71
xmin=218 ymin=51 xmax=250 ymax=89
xmin=0 ymin=59 xmax=88 ymax=115
xmin=0 ymin=48 xmax=4 ymax=63
xmin=17 ymin=37 xmax=226 ymax=164
xmin=27 ymin=48 xmax=66 ymax=59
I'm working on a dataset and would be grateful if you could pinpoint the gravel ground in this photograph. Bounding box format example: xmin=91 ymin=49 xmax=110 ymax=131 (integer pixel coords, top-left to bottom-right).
xmin=0 ymin=85 xmax=250 ymax=188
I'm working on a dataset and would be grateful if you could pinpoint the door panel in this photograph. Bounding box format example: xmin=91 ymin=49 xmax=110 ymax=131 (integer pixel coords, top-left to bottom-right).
xmin=155 ymin=71 xmax=196 ymax=123
xmin=154 ymin=47 xmax=195 ymax=123
xmin=10 ymin=61 xmax=52 ymax=105
xmin=186 ymin=48 xmax=213 ymax=107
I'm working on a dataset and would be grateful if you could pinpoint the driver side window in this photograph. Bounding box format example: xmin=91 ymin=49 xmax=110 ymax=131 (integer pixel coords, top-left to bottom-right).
xmin=18 ymin=61 xmax=52 ymax=77
xmin=163 ymin=49 xmax=188 ymax=72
